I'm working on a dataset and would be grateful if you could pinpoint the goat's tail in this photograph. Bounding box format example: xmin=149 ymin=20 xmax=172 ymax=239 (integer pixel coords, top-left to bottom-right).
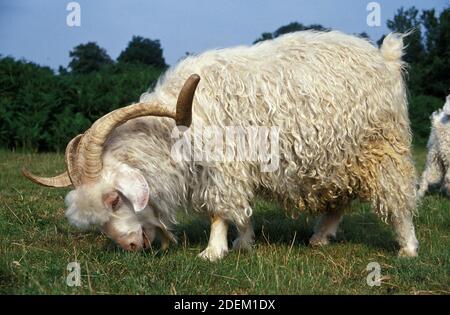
xmin=380 ymin=32 xmax=410 ymax=62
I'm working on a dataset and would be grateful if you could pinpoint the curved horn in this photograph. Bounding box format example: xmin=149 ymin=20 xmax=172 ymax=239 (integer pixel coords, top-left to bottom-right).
xmin=65 ymin=134 xmax=83 ymax=186
xmin=175 ymin=74 xmax=200 ymax=127
xmin=22 ymin=168 xmax=72 ymax=187
xmin=77 ymin=103 xmax=174 ymax=182
xmin=22 ymin=134 xmax=84 ymax=188
xmin=77 ymin=73 xmax=201 ymax=183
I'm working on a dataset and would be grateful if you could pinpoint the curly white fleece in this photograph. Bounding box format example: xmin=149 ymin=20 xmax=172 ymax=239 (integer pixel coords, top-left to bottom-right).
xmin=418 ymin=95 xmax=450 ymax=197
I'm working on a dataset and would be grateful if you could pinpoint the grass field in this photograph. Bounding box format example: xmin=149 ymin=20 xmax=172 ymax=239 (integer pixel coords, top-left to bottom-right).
xmin=0 ymin=148 xmax=448 ymax=295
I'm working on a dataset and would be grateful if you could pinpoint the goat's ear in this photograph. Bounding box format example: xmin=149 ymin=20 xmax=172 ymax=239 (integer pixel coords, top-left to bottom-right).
xmin=114 ymin=165 xmax=149 ymax=212
xmin=103 ymin=191 xmax=121 ymax=210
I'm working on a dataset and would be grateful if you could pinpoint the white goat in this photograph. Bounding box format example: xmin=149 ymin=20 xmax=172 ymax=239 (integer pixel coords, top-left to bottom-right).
xmin=24 ymin=31 xmax=419 ymax=260
xmin=418 ymin=95 xmax=450 ymax=197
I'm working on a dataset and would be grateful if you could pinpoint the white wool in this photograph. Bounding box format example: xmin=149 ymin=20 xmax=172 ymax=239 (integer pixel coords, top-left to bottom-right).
xmin=65 ymin=181 xmax=113 ymax=229
xmin=418 ymin=97 xmax=450 ymax=197
xmin=380 ymin=32 xmax=405 ymax=62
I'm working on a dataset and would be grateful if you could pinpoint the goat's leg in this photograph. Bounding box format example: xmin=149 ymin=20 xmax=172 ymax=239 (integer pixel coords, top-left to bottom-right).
xmin=375 ymin=155 xmax=419 ymax=257
xmin=309 ymin=207 xmax=344 ymax=246
xmin=198 ymin=214 xmax=229 ymax=262
xmin=418 ymin=147 xmax=444 ymax=197
xmin=232 ymin=219 xmax=255 ymax=251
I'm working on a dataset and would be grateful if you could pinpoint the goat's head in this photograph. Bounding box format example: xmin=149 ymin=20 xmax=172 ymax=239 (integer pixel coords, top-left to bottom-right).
xmin=22 ymin=74 xmax=200 ymax=251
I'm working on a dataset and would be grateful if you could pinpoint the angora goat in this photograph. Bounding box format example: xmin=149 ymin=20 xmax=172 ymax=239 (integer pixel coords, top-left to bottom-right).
xmin=418 ymin=95 xmax=450 ymax=197
xmin=23 ymin=31 xmax=419 ymax=260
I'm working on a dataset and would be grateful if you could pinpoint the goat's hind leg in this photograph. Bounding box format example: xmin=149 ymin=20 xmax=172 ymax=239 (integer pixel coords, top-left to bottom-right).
xmin=309 ymin=206 xmax=345 ymax=246
xmin=232 ymin=219 xmax=255 ymax=251
xmin=374 ymin=156 xmax=419 ymax=257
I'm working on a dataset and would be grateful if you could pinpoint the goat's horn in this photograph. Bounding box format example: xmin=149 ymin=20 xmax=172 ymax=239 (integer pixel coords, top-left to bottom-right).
xmin=65 ymin=134 xmax=83 ymax=186
xmin=79 ymin=74 xmax=201 ymax=183
xmin=22 ymin=133 xmax=84 ymax=188
xmin=22 ymin=169 xmax=72 ymax=187
xmin=175 ymin=74 xmax=200 ymax=127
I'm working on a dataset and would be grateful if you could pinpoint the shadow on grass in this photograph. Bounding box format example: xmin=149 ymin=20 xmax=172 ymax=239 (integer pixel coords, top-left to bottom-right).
xmin=175 ymin=200 xmax=399 ymax=254
xmin=54 ymin=199 xmax=399 ymax=256
xmin=423 ymin=189 xmax=450 ymax=199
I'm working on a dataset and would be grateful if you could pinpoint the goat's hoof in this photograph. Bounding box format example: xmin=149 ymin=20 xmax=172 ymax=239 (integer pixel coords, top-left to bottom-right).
xmin=398 ymin=246 xmax=418 ymax=258
xmin=309 ymin=234 xmax=330 ymax=246
xmin=198 ymin=246 xmax=228 ymax=262
xmin=232 ymin=238 xmax=254 ymax=251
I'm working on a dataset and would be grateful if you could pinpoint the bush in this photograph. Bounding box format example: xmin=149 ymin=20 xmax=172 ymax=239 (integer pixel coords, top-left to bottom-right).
xmin=0 ymin=57 xmax=162 ymax=151
xmin=118 ymin=36 xmax=167 ymax=69
xmin=409 ymin=94 xmax=443 ymax=144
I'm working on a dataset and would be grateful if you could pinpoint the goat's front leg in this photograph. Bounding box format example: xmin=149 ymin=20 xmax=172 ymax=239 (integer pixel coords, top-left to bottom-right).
xmin=198 ymin=214 xmax=229 ymax=262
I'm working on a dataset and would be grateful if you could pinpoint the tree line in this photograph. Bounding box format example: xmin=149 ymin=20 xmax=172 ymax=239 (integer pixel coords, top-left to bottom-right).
xmin=0 ymin=36 xmax=165 ymax=151
xmin=0 ymin=6 xmax=448 ymax=151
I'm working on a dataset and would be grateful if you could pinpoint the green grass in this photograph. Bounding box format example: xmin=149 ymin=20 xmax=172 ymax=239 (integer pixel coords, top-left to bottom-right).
xmin=0 ymin=148 xmax=448 ymax=295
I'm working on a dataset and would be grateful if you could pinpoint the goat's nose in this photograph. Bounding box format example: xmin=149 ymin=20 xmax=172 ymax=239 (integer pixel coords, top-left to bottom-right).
xmin=128 ymin=242 xmax=137 ymax=251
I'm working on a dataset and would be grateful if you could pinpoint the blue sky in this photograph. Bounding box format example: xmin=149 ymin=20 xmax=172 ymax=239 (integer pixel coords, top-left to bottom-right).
xmin=0 ymin=0 xmax=448 ymax=70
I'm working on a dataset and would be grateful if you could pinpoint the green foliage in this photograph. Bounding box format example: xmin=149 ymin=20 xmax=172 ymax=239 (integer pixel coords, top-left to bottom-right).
xmin=68 ymin=42 xmax=113 ymax=74
xmin=0 ymin=57 xmax=162 ymax=151
xmin=383 ymin=6 xmax=449 ymax=98
xmin=358 ymin=32 xmax=370 ymax=39
xmin=254 ymin=22 xmax=329 ymax=44
xmin=409 ymin=95 xmax=443 ymax=144
xmin=0 ymin=57 xmax=68 ymax=150
xmin=382 ymin=6 xmax=450 ymax=143
xmin=386 ymin=7 xmax=424 ymax=63
xmin=118 ymin=36 xmax=167 ymax=69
